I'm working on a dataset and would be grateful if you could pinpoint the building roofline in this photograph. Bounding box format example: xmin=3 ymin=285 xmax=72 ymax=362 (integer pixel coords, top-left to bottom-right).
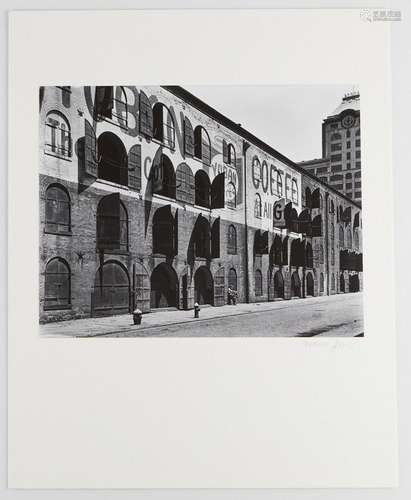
xmin=297 ymin=158 xmax=330 ymax=165
xmin=162 ymin=85 xmax=362 ymax=209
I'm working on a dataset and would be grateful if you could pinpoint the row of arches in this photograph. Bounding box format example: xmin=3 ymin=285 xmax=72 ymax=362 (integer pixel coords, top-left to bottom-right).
xmin=255 ymin=197 xmax=323 ymax=235
xmin=93 ymin=86 xmax=239 ymax=169
xmin=43 ymin=256 xmax=361 ymax=316
xmin=256 ymin=233 xmax=314 ymax=269
xmin=44 ymin=258 xmax=240 ymax=315
xmin=84 ymin=128 xmax=228 ymax=208
xmin=44 ymin=186 xmax=239 ymax=259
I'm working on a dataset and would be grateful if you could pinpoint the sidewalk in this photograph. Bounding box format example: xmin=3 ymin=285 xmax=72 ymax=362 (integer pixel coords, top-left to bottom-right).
xmin=40 ymin=293 xmax=360 ymax=337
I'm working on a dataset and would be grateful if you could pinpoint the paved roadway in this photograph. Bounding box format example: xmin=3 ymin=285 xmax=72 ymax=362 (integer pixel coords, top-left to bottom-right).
xmin=103 ymin=292 xmax=364 ymax=338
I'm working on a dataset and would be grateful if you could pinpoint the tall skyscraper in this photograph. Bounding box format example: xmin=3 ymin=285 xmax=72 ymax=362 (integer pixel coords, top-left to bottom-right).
xmin=298 ymin=91 xmax=361 ymax=204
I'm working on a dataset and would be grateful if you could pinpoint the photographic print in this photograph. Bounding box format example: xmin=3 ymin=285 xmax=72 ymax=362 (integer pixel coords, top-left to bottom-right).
xmin=39 ymin=85 xmax=363 ymax=337
xmin=10 ymin=9 xmax=399 ymax=489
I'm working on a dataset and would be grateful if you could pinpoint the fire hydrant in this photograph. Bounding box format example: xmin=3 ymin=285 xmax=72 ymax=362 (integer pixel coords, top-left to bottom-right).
xmin=194 ymin=302 xmax=200 ymax=318
xmin=133 ymin=308 xmax=142 ymax=325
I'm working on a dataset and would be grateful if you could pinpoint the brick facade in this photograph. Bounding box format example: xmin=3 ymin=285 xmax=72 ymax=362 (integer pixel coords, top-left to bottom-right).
xmin=39 ymin=86 xmax=363 ymax=323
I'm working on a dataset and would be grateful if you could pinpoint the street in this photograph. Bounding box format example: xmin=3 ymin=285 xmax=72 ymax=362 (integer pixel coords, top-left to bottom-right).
xmin=41 ymin=292 xmax=364 ymax=338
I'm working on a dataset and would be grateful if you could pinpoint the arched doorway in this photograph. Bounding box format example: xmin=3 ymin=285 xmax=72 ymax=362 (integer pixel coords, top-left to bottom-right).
xmin=340 ymin=273 xmax=346 ymax=293
xmin=273 ymin=270 xmax=284 ymax=299
xmin=150 ymin=263 xmax=178 ymax=309
xmin=306 ymin=272 xmax=314 ymax=296
xmin=92 ymin=261 xmax=130 ymax=317
xmin=291 ymin=271 xmax=301 ymax=298
xmin=349 ymin=274 xmax=360 ymax=292
xmin=194 ymin=266 xmax=213 ymax=305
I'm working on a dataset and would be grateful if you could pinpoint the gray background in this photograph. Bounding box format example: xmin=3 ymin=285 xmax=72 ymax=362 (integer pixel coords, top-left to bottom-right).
xmin=2 ymin=0 xmax=409 ymax=498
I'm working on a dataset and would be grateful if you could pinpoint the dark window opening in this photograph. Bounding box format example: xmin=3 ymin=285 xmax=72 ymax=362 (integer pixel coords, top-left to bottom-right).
xmin=195 ymin=170 xmax=211 ymax=208
xmin=272 ymin=235 xmax=283 ymax=266
xmin=153 ymin=103 xmax=175 ymax=149
xmin=97 ymin=132 xmax=128 ymax=186
xmin=152 ymin=154 xmax=176 ymax=199
xmin=45 ymin=184 xmax=71 ymax=234
xmin=95 ymin=86 xmax=128 ymax=128
xmin=194 ymin=126 xmax=211 ymax=165
xmin=152 ymin=205 xmax=176 ymax=256
xmin=305 ymin=242 xmax=313 ymax=268
xmin=227 ymin=225 xmax=237 ymax=254
xmin=193 ymin=215 xmax=211 ymax=259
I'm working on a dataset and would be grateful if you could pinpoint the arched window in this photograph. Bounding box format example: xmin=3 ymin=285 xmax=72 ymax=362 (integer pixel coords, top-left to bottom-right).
xmin=277 ymin=171 xmax=283 ymax=196
xmin=228 ymin=268 xmax=237 ymax=291
xmin=291 ymin=239 xmax=304 ymax=267
xmin=228 ymin=144 xmax=236 ymax=166
xmin=97 ymin=132 xmax=128 ymax=186
xmin=273 ymin=235 xmax=282 ymax=265
xmin=319 ymin=244 xmax=324 ymax=264
xmin=331 ymin=273 xmax=335 ymax=291
xmin=346 ymin=228 xmax=352 ymax=249
xmin=282 ymin=237 xmax=288 ymax=265
xmin=320 ymin=272 xmax=324 ymax=293
xmin=44 ymin=257 xmax=71 ymax=310
xmin=226 ymin=182 xmax=236 ymax=209
xmin=227 ymin=225 xmax=237 ymax=254
xmin=45 ymin=111 xmax=71 ymax=158
xmin=339 ymin=225 xmax=345 ymax=247
xmin=194 ymin=126 xmax=211 ymax=165
xmin=329 ymin=199 xmax=335 ymax=214
xmin=176 ymin=163 xmax=195 ymax=204
xmin=305 ymin=187 xmax=312 ymax=208
xmin=96 ymin=195 xmax=129 ymax=252
xmin=193 ymin=215 xmax=211 ymax=258
xmin=153 ymin=154 xmax=176 ymax=199
xmin=305 ymin=242 xmax=313 ymax=268
xmin=354 ymin=229 xmax=359 ymax=250
xmin=195 ymin=170 xmax=211 ymax=208
xmin=95 ymin=86 xmax=128 ymax=127
xmin=153 ymin=103 xmax=175 ymax=149
xmin=338 ymin=205 xmax=343 ymax=222
xmin=153 ymin=206 xmax=176 ymax=256
xmin=45 ymin=184 xmax=71 ymax=234
xmin=356 ymin=128 xmax=360 ymax=136
xmin=254 ymin=193 xmax=262 ymax=218
xmin=255 ymin=269 xmax=263 ymax=297
xmin=292 ymin=179 xmax=298 ymax=204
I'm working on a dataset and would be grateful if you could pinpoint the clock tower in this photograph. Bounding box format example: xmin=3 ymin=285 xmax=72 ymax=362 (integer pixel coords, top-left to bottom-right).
xmin=319 ymin=91 xmax=361 ymax=204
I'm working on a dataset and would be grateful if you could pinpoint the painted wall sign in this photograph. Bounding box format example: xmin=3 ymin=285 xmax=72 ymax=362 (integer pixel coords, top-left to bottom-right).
xmin=273 ymin=198 xmax=287 ymax=228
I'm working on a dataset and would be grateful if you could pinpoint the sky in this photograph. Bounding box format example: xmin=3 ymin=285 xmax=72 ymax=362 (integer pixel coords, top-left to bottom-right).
xmin=185 ymin=85 xmax=358 ymax=163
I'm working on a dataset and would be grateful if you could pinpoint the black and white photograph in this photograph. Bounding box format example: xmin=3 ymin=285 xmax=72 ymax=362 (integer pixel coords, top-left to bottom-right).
xmin=9 ymin=6 xmax=402 ymax=491
xmin=39 ymin=84 xmax=363 ymax=337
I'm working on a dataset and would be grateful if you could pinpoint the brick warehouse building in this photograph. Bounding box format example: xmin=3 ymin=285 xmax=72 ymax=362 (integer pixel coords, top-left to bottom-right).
xmin=39 ymin=86 xmax=363 ymax=323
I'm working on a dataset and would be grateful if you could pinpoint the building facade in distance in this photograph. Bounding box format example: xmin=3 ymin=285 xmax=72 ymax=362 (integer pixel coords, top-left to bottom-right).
xmin=39 ymin=86 xmax=363 ymax=323
xmin=298 ymin=91 xmax=361 ymax=204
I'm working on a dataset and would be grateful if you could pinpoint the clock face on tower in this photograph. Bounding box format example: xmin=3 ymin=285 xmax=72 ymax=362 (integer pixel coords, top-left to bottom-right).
xmin=341 ymin=114 xmax=355 ymax=128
